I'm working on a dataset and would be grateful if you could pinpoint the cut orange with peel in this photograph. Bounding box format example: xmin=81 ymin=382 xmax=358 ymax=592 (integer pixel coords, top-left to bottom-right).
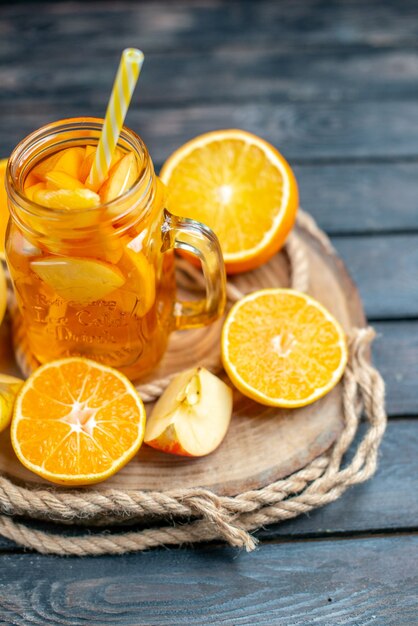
xmin=0 ymin=158 xmax=9 ymax=260
xmin=160 ymin=130 xmax=298 ymax=274
xmin=11 ymin=358 xmax=146 ymax=486
xmin=222 ymin=289 xmax=348 ymax=408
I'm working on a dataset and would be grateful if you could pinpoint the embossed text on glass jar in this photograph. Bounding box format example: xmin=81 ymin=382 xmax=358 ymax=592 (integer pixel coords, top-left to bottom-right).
xmin=5 ymin=118 xmax=226 ymax=379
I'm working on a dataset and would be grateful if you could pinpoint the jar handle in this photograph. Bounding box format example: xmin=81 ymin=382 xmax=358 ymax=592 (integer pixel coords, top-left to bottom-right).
xmin=162 ymin=210 xmax=226 ymax=329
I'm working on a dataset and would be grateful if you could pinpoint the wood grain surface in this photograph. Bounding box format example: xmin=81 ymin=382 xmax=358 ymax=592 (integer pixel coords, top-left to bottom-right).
xmin=0 ymin=536 xmax=416 ymax=625
xmin=0 ymin=1 xmax=417 ymax=624
xmin=3 ymin=0 xmax=418 ymax=52
xmin=4 ymin=100 xmax=418 ymax=164
xmin=0 ymin=224 xmax=362 ymax=495
xmin=0 ymin=418 xmax=415 ymax=553
xmin=373 ymin=321 xmax=418 ymax=415
xmin=333 ymin=234 xmax=418 ymax=319
xmin=295 ymin=163 xmax=418 ymax=234
xmin=5 ymin=48 xmax=418 ymax=106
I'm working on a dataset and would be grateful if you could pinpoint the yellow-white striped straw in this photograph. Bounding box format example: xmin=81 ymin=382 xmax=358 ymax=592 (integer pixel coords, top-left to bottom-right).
xmin=87 ymin=48 xmax=144 ymax=191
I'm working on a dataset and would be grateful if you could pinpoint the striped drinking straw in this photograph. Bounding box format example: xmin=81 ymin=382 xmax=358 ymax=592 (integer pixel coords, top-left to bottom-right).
xmin=87 ymin=48 xmax=144 ymax=191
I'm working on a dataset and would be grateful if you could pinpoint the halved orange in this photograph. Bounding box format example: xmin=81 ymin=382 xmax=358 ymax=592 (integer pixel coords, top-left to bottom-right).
xmin=11 ymin=358 xmax=146 ymax=485
xmin=0 ymin=374 xmax=24 ymax=433
xmin=160 ymin=130 xmax=298 ymax=274
xmin=222 ymin=289 xmax=348 ymax=408
xmin=0 ymin=158 xmax=9 ymax=260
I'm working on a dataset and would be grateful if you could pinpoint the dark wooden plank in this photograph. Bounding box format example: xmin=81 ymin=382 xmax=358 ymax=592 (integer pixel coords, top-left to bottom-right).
xmin=296 ymin=162 xmax=418 ymax=234
xmin=2 ymin=118 xmax=418 ymax=233
xmin=332 ymin=234 xmax=418 ymax=319
xmin=259 ymin=419 xmax=418 ymax=540
xmin=138 ymin=101 xmax=418 ymax=164
xmin=4 ymin=0 xmax=418 ymax=53
xmin=3 ymin=47 xmax=418 ymax=106
xmin=0 ymin=535 xmax=416 ymax=625
xmin=4 ymin=101 xmax=418 ymax=164
xmin=0 ymin=537 xmax=15 ymax=550
xmin=0 ymin=418 xmax=416 ymax=551
xmin=373 ymin=321 xmax=418 ymax=415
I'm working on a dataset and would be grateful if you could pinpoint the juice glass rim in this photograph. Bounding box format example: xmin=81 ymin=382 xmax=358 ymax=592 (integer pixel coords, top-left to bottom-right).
xmin=6 ymin=117 xmax=154 ymax=223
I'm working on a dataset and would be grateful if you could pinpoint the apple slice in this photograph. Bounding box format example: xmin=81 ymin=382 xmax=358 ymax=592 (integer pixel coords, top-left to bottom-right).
xmin=32 ymin=147 xmax=85 ymax=181
xmin=30 ymin=152 xmax=61 ymax=180
xmin=31 ymin=257 xmax=125 ymax=305
xmin=33 ymin=188 xmax=100 ymax=210
xmin=53 ymin=147 xmax=85 ymax=179
xmin=144 ymin=368 xmax=233 ymax=457
xmin=25 ymin=182 xmax=46 ymax=201
xmin=45 ymin=171 xmax=85 ymax=191
xmin=79 ymin=151 xmax=96 ymax=184
xmin=80 ymin=147 xmax=124 ymax=184
xmin=28 ymin=189 xmax=101 ymax=231
xmin=99 ymin=152 xmax=138 ymax=203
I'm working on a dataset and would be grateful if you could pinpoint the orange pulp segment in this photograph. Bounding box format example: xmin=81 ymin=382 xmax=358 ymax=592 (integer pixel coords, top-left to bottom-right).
xmin=160 ymin=129 xmax=299 ymax=274
xmin=11 ymin=358 xmax=146 ymax=485
xmin=222 ymin=289 xmax=348 ymax=408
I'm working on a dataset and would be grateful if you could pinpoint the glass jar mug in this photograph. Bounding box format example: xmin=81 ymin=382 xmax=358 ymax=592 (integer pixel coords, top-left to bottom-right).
xmin=5 ymin=118 xmax=226 ymax=380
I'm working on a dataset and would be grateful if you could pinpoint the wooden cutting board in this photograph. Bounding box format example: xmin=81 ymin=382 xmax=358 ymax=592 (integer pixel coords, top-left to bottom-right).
xmin=0 ymin=223 xmax=365 ymax=496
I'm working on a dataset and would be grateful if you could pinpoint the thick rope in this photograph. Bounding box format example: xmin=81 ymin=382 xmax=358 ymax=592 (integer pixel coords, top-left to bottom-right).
xmin=0 ymin=209 xmax=387 ymax=555
xmin=0 ymin=328 xmax=386 ymax=555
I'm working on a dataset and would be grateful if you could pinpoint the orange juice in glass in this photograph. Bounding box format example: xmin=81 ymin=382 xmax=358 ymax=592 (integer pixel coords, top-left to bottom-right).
xmin=5 ymin=118 xmax=226 ymax=380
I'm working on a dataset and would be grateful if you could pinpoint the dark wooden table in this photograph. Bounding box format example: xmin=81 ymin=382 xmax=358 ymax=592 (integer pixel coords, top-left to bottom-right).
xmin=0 ymin=1 xmax=417 ymax=624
